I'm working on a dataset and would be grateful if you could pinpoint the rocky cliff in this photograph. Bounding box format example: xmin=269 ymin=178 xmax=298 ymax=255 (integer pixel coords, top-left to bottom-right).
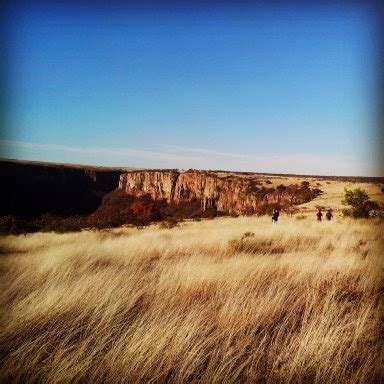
xmin=0 ymin=160 xmax=124 ymax=218
xmin=119 ymin=170 xmax=319 ymax=215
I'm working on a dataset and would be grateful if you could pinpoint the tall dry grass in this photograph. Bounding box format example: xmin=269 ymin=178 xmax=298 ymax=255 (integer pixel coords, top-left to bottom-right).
xmin=0 ymin=217 xmax=383 ymax=383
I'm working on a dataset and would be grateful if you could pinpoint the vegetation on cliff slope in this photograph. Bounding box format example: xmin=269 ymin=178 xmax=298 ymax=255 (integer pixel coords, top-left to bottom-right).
xmin=0 ymin=181 xmax=323 ymax=234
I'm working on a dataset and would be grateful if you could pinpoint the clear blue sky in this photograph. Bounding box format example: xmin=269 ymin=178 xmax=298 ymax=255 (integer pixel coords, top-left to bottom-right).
xmin=2 ymin=2 xmax=380 ymax=175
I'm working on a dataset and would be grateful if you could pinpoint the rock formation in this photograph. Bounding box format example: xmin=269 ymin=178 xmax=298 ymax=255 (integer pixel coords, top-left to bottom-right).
xmin=0 ymin=160 xmax=124 ymax=218
xmin=119 ymin=170 xmax=317 ymax=215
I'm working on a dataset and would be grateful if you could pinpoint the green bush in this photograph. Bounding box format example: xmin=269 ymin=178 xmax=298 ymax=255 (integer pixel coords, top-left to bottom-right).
xmin=341 ymin=188 xmax=379 ymax=218
xmin=341 ymin=208 xmax=351 ymax=217
xmin=342 ymin=188 xmax=369 ymax=207
xmin=295 ymin=214 xmax=307 ymax=220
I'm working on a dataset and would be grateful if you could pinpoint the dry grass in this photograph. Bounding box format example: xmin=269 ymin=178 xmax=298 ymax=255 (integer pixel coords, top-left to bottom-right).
xmin=299 ymin=180 xmax=384 ymax=214
xmin=0 ymin=217 xmax=383 ymax=383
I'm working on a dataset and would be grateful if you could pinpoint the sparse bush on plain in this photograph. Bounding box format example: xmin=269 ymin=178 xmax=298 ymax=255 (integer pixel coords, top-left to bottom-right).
xmin=341 ymin=188 xmax=380 ymax=218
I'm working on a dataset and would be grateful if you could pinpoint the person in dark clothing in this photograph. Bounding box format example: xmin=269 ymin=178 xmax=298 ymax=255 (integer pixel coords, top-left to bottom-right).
xmin=325 ymin=209 xmax=333 ymax=221
xmin=316 ymin=209 xmax=323 ymax=222
xmin=272 ymin=209 xmax=280 ymax=225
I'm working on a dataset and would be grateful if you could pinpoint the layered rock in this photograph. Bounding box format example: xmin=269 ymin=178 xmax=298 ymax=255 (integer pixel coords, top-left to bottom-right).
xmin=119 ymin=170 xmax=302 ymax=215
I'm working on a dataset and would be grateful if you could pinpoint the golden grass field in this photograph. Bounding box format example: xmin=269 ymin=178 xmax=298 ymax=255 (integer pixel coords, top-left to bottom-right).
xmin=1 ymin=215 xmax=383 ymax=383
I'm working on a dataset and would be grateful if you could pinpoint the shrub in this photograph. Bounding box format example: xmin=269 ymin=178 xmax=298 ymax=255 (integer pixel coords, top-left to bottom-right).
xmin=0 ymin=216 xmax=37 ymax=234
xmin=342 ymin=188 xmax=369 ymax=208
xmin=283 ymin=205 xmax=300 ymax=217
xmin=341 ymin=188 xmax=380 ymax=218
xmin=351 ymin=200 xmax=380 ymax=218
xmin=296 ymin=214 xmax=307 ymax=220
xmin=130 ymin=200 xmax=160 ymax=220
xmin=341 ymin=208 xmax=351 ymax=217
xmin=131 ymin=216 xmax=151 ymax=228
xmin=246 ymin=180 xmax=261 ymax=194
xmin=241 ymin=231 xmax=255 ymax=240
xmin=52 ymin=217 xmax=85 ymax=233
xmin=160 ymin=217 xmax=179 ymax=229
xmin=257 ymin=203 xmax=282 ymax=216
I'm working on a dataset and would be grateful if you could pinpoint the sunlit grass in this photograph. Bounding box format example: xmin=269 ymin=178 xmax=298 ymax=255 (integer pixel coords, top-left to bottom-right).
xmin=0 ymin=216 xmax=382 ymax=383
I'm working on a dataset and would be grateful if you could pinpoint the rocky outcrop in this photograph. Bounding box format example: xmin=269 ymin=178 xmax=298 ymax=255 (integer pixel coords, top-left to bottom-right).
xmin=0 ymin=160 xmax=324 ymax=221
xmin=119 ymin=170 xmax=317 ymax=215
xmin=0 ymin=160 xmax=124 ymax=218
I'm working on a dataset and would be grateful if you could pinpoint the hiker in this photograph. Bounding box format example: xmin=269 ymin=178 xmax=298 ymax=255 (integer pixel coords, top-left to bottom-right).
xmin=316 ymin=209 xmax=323 ymax=222
xmin=272 ymin=209 xmax=280 ymax=225
xmin=325 ymin=209 xmax=333 ymax=221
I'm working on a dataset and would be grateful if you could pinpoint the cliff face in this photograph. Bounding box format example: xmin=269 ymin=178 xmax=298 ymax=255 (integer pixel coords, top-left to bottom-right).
xmin=1 ymin=160 xmax=323 ymax=221
xmin=119 ymin=170 xmax=306 ymax=215
xmin=0 ymin=160 xmax=123 ymax=218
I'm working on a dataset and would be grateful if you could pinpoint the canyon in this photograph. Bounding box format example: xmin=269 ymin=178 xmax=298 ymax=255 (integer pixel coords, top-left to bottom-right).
xmin=2 ymin=159 xmax=382 ymax=231
xmin=118 ymin=170 xmax=321 ymax=215
xmin=0 ymin=159 xmax=123 ymax=218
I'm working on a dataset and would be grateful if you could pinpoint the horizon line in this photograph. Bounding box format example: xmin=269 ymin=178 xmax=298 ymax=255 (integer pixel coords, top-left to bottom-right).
xmin=1 ymin=157 xmax=383 ymax=181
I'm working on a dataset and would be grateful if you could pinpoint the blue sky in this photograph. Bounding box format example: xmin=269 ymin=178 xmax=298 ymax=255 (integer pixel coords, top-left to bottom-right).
xmin=2 ymin=3 xmax=380 ymax=175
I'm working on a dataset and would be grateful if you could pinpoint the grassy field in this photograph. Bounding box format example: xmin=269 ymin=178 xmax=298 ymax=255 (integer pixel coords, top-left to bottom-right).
xmin=0 ymin=216 xmax=383 ymax=383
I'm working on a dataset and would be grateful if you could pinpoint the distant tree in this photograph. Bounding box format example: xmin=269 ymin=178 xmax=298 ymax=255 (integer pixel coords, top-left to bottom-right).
xmin=342 ymin=188 xmax=369 ymax=207
xmin=341 ymin=188 xmax=379 ymax=218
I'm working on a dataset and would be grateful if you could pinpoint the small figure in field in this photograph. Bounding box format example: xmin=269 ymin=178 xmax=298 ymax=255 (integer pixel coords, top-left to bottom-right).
xmin=325 ymin=209 xmax=333 ymax=221
xmin=272 ymin=209 xmax=280 ymax=225
xmin=316 ymin=209 xmax=323 ymax=222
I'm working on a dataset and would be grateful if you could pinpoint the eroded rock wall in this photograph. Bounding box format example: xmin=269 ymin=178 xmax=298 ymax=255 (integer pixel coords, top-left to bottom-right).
xmin=1 ymin=160 xmax=123 ymax=217
xmin=119 ymin=170 xmax=294 ymax=214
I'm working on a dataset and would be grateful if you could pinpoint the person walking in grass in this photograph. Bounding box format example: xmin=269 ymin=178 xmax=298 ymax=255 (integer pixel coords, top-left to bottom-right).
xmin=316 ymin=209 xmax=323 ymax=222
xmin=325 ymin=208 xmax=333 ymax=221
xmin=272 ymin=209 xmax=280 ymax=225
